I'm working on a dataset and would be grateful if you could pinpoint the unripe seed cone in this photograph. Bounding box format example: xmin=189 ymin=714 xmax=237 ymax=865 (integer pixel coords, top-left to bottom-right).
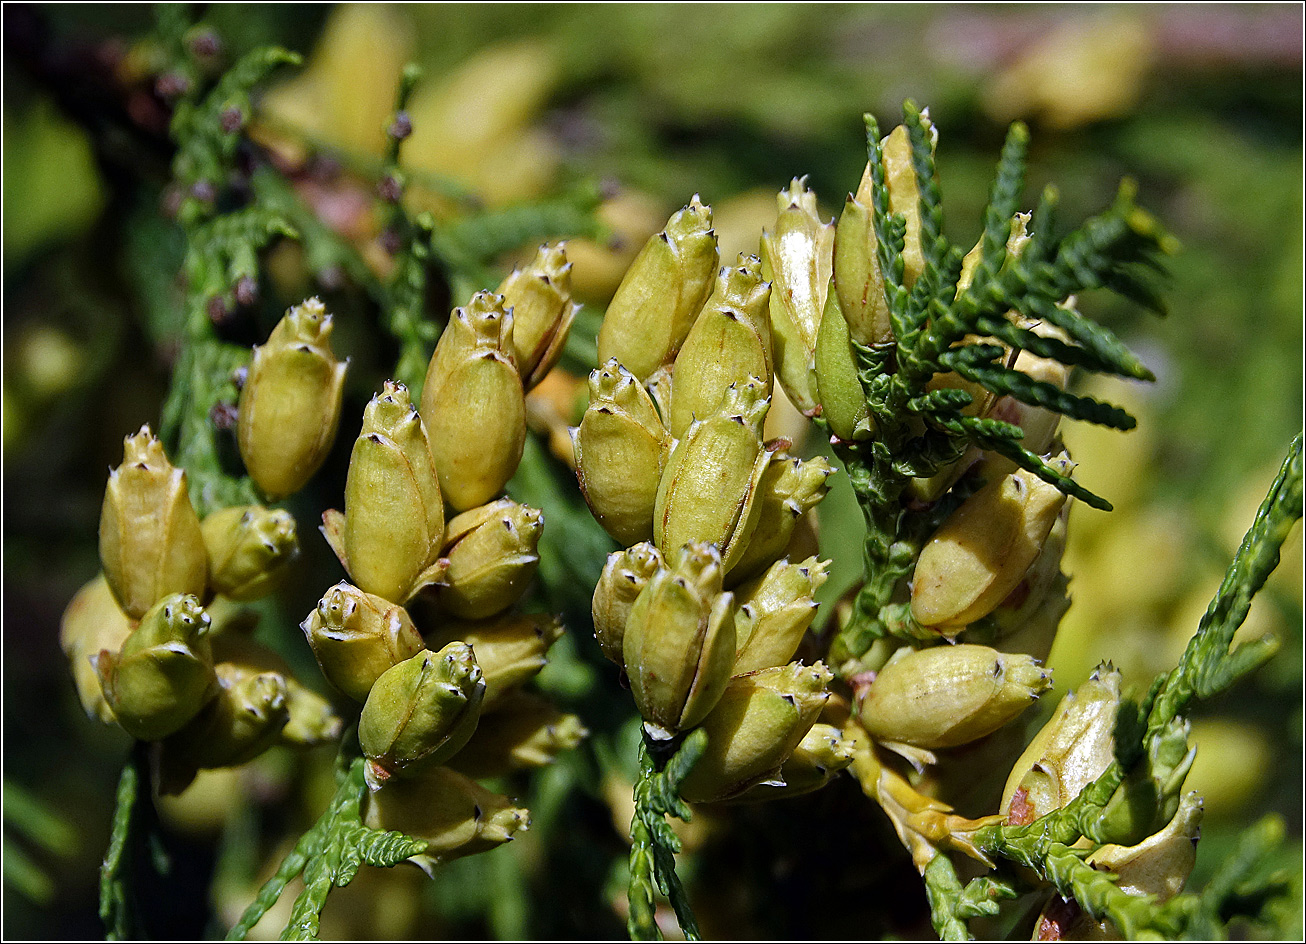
xmin=202 ymin=505 xmax=299 ymax=602
xmin=427 ymin=612 xmax=563 ymax=710
xmin=813 ymin=290 xmax=872 ymax=441
xmin=157 ymin=666 xmax=290 ymax=795
xmin=436 ymin=501 xmax=543 ymax=619
xmin=301 ymin=582 xmax=425 ymax=703
xmin=421 ymin=292 xmax=525 ymax=511
xmin=360 ymin=643 xmax=486 ymax=788
xmin=363 ymin=766 xmax=529 ymax=875
xmin=832 ymin=186 xmax=892 ymax=346
xmin=858 ymin=643 xmax=1051 ymax=750
xmin=61 ymin=574 xmax=135 ymax=723
xmin=573 ymin=360 xmax=670 ymax=546
xmin=93 ymin=593 xmax=217 ymax=741
xmin=679 ymin=661 xmax=833 ymax=803
xmin=732 ymin=556 xmax=830 ymax=675
xmin=911 ymin=456 xmax=1073 ymax=632
xmin=728 ymin=723 xmax=855 ymax=802
xmin=99 ymin=426 xmax=207 ymax=618
xmin=727 ymin=452 xmax=835 ymax=583
xmin=210 ymin=633 xmax=342 ymax=747
xmin=760 ymin=178 xmax=835 ymax=414
xmin=880 ymin=121 xmax=933 ymax=290
xmin=237 ymin=297 xmax=348 ymax=500
xmin=596 ymin=195 xmax=718 ymax=382
xmin=592 ymin=543 xmax=663 ymax=666
xmin=623 ymin=542 xmax=736 ymax=736
xmin=654 ymin=379 xmax=771 ymax=574
xmin=668 ymin=253 xmax=772 ymax=438
xmin=448 ymin=690 xmax=587 ymax=778
xmin=497 ymin=242 xmax=579 ymax=390
xmin=989 ymin=507 xmax=1070 ymax=663
xmin=336 ymin=381 xmax=445 ymax=604
xmin=1001 ymin=664 xmax=1121 ymax=825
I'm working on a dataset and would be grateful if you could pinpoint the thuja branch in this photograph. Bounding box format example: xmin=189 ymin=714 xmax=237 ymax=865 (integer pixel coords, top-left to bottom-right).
xmin=627 ymin=729 xmax=707 ymax=941
xmin=99 ymin=743 xmax=154 ymax=941
xmin=227 ymin=754 xmax=427 ymax=940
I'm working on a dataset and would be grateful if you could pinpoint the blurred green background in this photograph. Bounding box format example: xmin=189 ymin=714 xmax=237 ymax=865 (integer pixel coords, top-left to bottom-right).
xmin=4 ymin=3 xmax=1302 ymax=939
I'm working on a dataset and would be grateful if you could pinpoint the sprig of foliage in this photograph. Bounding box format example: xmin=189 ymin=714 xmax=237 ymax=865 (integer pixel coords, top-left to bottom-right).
xmin=833 ymin=102 xmax=1177 ymax=662
xmin=627 ymin=729 xmax=707 ymax=942
xmin=226 ymin=753 xmax=427 ymax=941
xmin=99 ymin=744 xmax=154 ymax=941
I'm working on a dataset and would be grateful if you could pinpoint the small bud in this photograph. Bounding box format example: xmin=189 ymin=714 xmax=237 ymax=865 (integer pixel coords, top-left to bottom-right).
xmin=760 ymin=178 xmax=835 ymax=414
xmin=157 ymin=665 xmax=289 ymax=794
xmin=857 ymin=644 xmax=1051 ymax=750
xmin=1001 ymin=664 xmax=1121 ymax=825
xmin=99 ymin=426 xmax=207 ymax=619
xmin=237 ymin=298 xmax=348 ymax=500
xmin=497 ymin=242 xmax=579 ymax=390
xmin=731 ymin=557 xmax=830 ymax=676
xmin=911 ymin=456 xmax=1073 ymax=632
xmin=359 ymin=644 xmax=486 ymax=789
xmin=596 ymin=196 xmax=718 ymax=381
xmin=448 ymin=690 xmax=587 ymax=778
xmin=209 ymin=633 xmax=342 ymax=748
xmin=728 ymin=723 xmax=855 ymax=802
xmin=668 ymin=253 xmax=772 ymax=439
xmin=623 ymin=543 xmax=736 ymax=736
xmin=654 ymin=379 xmax=771 ymax=574
xmin=435 ymin=500 xmax=543 ymax=620
xmin=388 ymin=111 xmax=413 ymax=140
xmin=93 ymin=594 xmax=217 ymax=740
xmin=427 ymin=612 xmax=563 ymax=710
xmin=329 ymin=381 xmax=445 ymax=604
xmin=201 ymin=505 xmax=299 ymax=601
xmin=679 ymin=662 xmax=833 ymax=803
xmin=363 ymin=766 xmax=529 ymax=875
xmin=60 ymin=575 xmax=135 ymax=723
xmin=727 ymin=451 xmax=835 ymax=582
xmin=420 ymin=292 xmax=526 ymax=511
xmin=812 ymin=291 xmax=872 ymax=441
xmin=573 ymin=359 xmax=671 ymax=545
xmin=592 ymin=543 xmax=663 ymax=666
xmin=301 ymin=582 xmax=426 ymax=703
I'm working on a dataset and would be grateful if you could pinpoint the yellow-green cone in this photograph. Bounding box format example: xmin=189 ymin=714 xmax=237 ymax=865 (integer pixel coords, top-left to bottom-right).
xmin=731 ymin=556 xmax=830 ymax=676
xmin=760 ymin=178 xmax=835 ymax=415
xmin=1001 ymin=664 xmax=1121 ymax=825
xmin=497 ymin=242 xmax=579 ymax=390
xmin=99 ymin=426 xmax=207 ymax=619
xmin=880 ymin=120 xmax=933 ymax=291
xmin=363 ymin=766 xmax=529 ymax=875
xmin=622 ymin=542 xmax=736 ymax=738
xmin=93 ymin=593 xmax=216 ymax=740
xmin=832 ymin=178 xmax=892 ymax=347
xmin=592 ymin=543 xmax=663 ymax=666
xmin=359 ymin=643 xmax=486 ymax=789
xmin=157 ymin=665 xmax=290 ymax=794
xmin=60 ymin=574 xmax=135 ymax=724
xmin=427 ymin=612 xmax=563 ymax=710
xmin=668 ymin=253 xmax=772 ymax=439
xmin=328 ymin=381 xmax=445 ymax=605
xmin=420 ymin=292 xmax=526 ymax=511
xmin=857 ymin=643 xmax=1051 ymax=750
xmin=596 ymin=195 xmax=718 ymax=382
xmin=911 ymin=457 xmax=1073 ymax=632
xmin=202 ymin=505 xmax=299 ymax=601
xmin=729 ymin=723 xmax=855 ymax=802
xmin=813 ymin=290 xmax=872 ymax=441
xmin=573 ymin=359 xmax=671 ymax=546
xmin=448 ymin=690 xmax=587 ymax=778
xmin=300 ymin=582 xmax=426 ymax=703
xmin=210 ymin=633 xmax=342 ymax=748
xmin=435 ymin=500 xmax=543 ymax=620
xmin=237 ymin=297 xmax=348 ymax=500
xmin=654 ymin=379 xmax=771 ymax=574
xmin=679 ymin=661 xmax=833 ymax=803
xmin=727 ymin=452 xmax=835 ymax=582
